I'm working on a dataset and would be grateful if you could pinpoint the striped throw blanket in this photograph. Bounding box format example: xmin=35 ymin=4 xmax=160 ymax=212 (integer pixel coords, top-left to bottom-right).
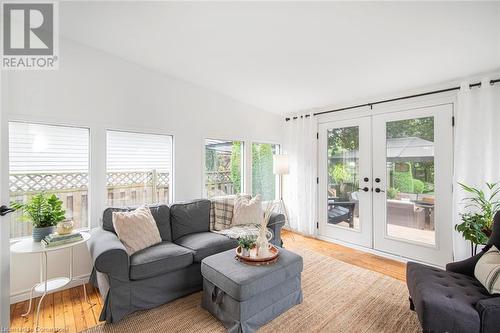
xmin=210 ymin=194 xmax=251 ymax=231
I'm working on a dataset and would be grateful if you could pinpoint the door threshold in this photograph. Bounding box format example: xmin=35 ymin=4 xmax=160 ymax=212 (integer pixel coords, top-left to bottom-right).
xmin=316 ymin=234 xmax=444 ymax=269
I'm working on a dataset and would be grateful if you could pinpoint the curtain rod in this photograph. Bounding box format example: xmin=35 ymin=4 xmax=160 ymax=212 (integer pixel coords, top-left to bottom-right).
xmin=285 ymin=78 xmax=500 ymax=121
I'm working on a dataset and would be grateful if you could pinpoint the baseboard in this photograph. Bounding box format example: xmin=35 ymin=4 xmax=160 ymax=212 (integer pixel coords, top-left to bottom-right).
xmin=10 ymin=273 xmax=91 ymax=304
xmin=311 ymin=234 xmax=443 ymax=269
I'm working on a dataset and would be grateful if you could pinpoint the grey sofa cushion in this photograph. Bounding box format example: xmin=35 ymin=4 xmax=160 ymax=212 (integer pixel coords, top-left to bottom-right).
xmin=174 ymin=232 xmax=237 ymax=262
xmin=407 ymin=262 xmax=490 ymax=333
xmin=170 ymin=199 xmax=211 ymax=240
xmin=102 ymin=204 xmax=172 ymax=241
xmin=129 ymin=241 xmax=193 ymax=280
xmin=201 ymin=247 xmax=303 ymax=301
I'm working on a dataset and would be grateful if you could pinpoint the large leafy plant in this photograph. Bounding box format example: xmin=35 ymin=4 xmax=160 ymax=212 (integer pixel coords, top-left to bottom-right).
xmin=11 ymin=192 xmax=66 ymax=228
xmin=455 ymin=182 xmax=500 ymax=255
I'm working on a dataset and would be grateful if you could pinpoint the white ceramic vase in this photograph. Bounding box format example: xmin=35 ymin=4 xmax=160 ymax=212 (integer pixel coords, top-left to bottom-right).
xmin=256 ymin=227 xmax=273 ymax=257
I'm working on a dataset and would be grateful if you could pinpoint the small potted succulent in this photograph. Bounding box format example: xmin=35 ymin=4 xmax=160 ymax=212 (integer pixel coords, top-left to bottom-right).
xmin=238 ymin=236 xmax=256 ymax=257
xmin=12 ymin=192 xmax=66 ymax=242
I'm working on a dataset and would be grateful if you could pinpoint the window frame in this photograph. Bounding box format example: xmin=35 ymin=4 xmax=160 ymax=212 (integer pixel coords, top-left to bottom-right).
xmin=7 ymin=120 xmax=92 ymax=240
xmin=105 ymin=128 xmax=175 ymax=208
xmin=202 ymin=138 xmax=246 ymax=198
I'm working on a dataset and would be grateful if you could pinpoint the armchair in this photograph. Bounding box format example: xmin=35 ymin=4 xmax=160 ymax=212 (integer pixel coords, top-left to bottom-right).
xmin=406 ymin=212 xmax=500 ymax=333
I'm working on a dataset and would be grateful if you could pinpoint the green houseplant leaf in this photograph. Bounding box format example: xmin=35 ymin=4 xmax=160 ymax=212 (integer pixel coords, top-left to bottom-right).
xmin=11 ymin=192 xmax=66 ymax=228
xmin=455 ymin=182 xmax=500 ymax=255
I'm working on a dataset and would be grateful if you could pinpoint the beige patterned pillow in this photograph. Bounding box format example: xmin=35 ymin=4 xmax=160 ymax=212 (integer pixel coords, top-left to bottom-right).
xmin=475 ymin=245 xmax=500 ymax=294
xmin=112 ymin=206 xmax=162 ymax=255
xmin=233 ymin=194 xmax=263 ymax=226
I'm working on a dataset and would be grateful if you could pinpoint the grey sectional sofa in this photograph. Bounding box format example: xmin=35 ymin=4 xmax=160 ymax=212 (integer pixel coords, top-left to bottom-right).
xmin=87 ymin=199 xmax=285 ymax=323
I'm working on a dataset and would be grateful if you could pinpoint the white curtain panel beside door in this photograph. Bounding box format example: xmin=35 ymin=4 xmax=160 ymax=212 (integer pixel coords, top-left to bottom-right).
xmin=283 ymin=114 xmax=317 ymax=236
xmin=454 ymin=78 xmax=500 ymax=260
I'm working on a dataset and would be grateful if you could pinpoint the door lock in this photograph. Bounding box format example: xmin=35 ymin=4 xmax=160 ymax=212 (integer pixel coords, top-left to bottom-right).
xmin=358 ymin=187 xmax=369 ymax=192
xmin=374 ymin=188 xmax=385 ymax=193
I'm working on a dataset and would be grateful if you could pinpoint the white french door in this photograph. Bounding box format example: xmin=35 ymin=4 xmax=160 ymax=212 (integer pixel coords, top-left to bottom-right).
xmin=318 ymin=104 xmax=453 ymax=266
xmin=318 ymin=117 xmax=372 ymax=247
xmin=372 ymin=105 xmax=453 ymax=266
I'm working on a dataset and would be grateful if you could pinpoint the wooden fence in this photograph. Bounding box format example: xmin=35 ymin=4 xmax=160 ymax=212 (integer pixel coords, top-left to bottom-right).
xmin=204 ymin=171 xmax=235 ymax=197
xmin=9 ymin=171 xmax=170 ymax=238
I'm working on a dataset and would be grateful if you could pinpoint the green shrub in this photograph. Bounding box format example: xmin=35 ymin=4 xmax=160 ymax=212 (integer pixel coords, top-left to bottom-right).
xmin=387 ymin=187 xmax=399 ymax=199
xmin=329 ymin=163 xmax=350 ymax=184
xmin=413 ymin=179 xmax=425 ymax=194
xmin=393 ymin=167 xmax=414 ymax=193
xmin=252 ymin=144 xmax=275 ymax=201
xmin=230 ymin=142 xmax=242 ymax=193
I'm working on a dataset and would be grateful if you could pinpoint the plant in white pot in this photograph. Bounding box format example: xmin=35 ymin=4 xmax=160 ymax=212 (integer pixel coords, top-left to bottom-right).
xmin=12 ymin=192 xmax=66 ymax=242
xmin=238 ymin=236 xmax=256 ymax=257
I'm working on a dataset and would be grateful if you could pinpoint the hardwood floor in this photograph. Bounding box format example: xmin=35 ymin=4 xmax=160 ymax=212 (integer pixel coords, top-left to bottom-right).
xmin=281 ymin=230 xmax=406 ymax=281
xmin=9 ymin=231 xmax=406 ymax=332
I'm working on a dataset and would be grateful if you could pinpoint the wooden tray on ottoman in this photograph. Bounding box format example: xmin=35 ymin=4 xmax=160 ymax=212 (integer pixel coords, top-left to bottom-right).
xmin=235 ymin=245 xmax=280 ymax=266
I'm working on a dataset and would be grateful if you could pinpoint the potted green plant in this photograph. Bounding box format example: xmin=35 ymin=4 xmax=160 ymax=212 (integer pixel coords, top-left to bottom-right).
xmin=11 ymin=192 xmax=66 ymax=242
xmin=455 ymin=182 xmax=500 ymax=255
xmin=238 ymin=236 xmax=256 ymax=257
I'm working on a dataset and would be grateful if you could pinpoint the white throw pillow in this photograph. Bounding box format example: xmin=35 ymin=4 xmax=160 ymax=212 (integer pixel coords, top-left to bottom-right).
xmin=112 ymin=206 xmax=162 ymax=255
xmin=233 ymin=194 xmax=263 ymax=226
xmin=474 ymin=245 xmax=500 ymax=294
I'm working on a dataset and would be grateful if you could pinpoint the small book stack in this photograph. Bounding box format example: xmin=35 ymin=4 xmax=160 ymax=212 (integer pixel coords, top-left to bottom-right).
xmin=42 ymin=232 xmax=83 ymax=247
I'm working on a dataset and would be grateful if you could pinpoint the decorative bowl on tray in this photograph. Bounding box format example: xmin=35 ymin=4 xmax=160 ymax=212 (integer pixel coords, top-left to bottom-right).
xmin=235 ymin=244 xmax=279 ymax=265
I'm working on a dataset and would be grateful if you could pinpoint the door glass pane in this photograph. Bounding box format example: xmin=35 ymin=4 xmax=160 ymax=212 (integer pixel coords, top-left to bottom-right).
xmin=386 ymin=117 xmax=435 ymax=245
xmin=327 ymin=126 xmax=360 ymax=230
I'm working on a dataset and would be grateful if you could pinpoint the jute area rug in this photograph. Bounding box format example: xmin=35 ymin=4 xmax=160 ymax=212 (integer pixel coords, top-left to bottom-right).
xmin=84 ymin=248 xmax=420 ymax=333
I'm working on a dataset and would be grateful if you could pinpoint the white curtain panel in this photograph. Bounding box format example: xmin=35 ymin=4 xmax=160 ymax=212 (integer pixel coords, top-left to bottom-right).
xmin=454 ymin=78 xmax=500 ymax=260
xmin=284 ymin=114 xmax=317 ymax=236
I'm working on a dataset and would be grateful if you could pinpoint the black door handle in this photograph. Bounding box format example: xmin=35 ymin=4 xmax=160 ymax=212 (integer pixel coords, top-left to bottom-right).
xmin=374 ymin=188 xmax=385 ymax=193
xmin=358 ymin=187 xmax=369 ymax=192
xmin=0 ymin=205 xmax=15 ymax=216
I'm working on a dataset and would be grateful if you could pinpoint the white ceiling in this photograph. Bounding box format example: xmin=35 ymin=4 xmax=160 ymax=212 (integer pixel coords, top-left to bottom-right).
xmin=60 ymin=1 xmax=500 ymax=115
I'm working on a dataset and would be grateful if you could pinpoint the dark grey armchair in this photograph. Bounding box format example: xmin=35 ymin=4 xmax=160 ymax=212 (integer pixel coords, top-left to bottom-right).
xmin=406 ymin=212 xmax=500 ymax=333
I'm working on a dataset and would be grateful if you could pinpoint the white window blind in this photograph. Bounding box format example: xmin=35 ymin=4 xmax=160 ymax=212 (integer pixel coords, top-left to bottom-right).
xmin=9 ymin=122 xmax=89 ymax=173
xmin=106 ymin=130 xmax=173 ymax=207
xmin=106 ymin=130 xmax=172 ymax=172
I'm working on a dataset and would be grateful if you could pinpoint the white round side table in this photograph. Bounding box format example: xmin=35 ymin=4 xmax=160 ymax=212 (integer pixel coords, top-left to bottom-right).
xmin=10 ymin=232 xmax=93 ymax=329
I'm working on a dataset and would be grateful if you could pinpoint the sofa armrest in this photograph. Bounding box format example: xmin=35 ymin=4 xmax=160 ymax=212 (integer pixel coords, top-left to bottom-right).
xmin=476 ymin=297 xmax=500 ymax=333
xmin=88 ymin=227 xmax=130 ymax=282
xmin=445 ymin=251 xmax=486 ymax=277
xmin=267 ymin=212 xmax=286 ymax=247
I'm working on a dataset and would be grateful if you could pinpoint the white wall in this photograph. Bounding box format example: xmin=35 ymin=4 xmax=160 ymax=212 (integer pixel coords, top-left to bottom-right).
xmin=3 ymin=38 xmax=283 ymax=302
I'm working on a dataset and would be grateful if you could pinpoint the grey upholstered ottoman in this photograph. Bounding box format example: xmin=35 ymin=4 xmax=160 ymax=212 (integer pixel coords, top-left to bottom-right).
xmin=201 ymin=247 xmax=303 ymax=333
